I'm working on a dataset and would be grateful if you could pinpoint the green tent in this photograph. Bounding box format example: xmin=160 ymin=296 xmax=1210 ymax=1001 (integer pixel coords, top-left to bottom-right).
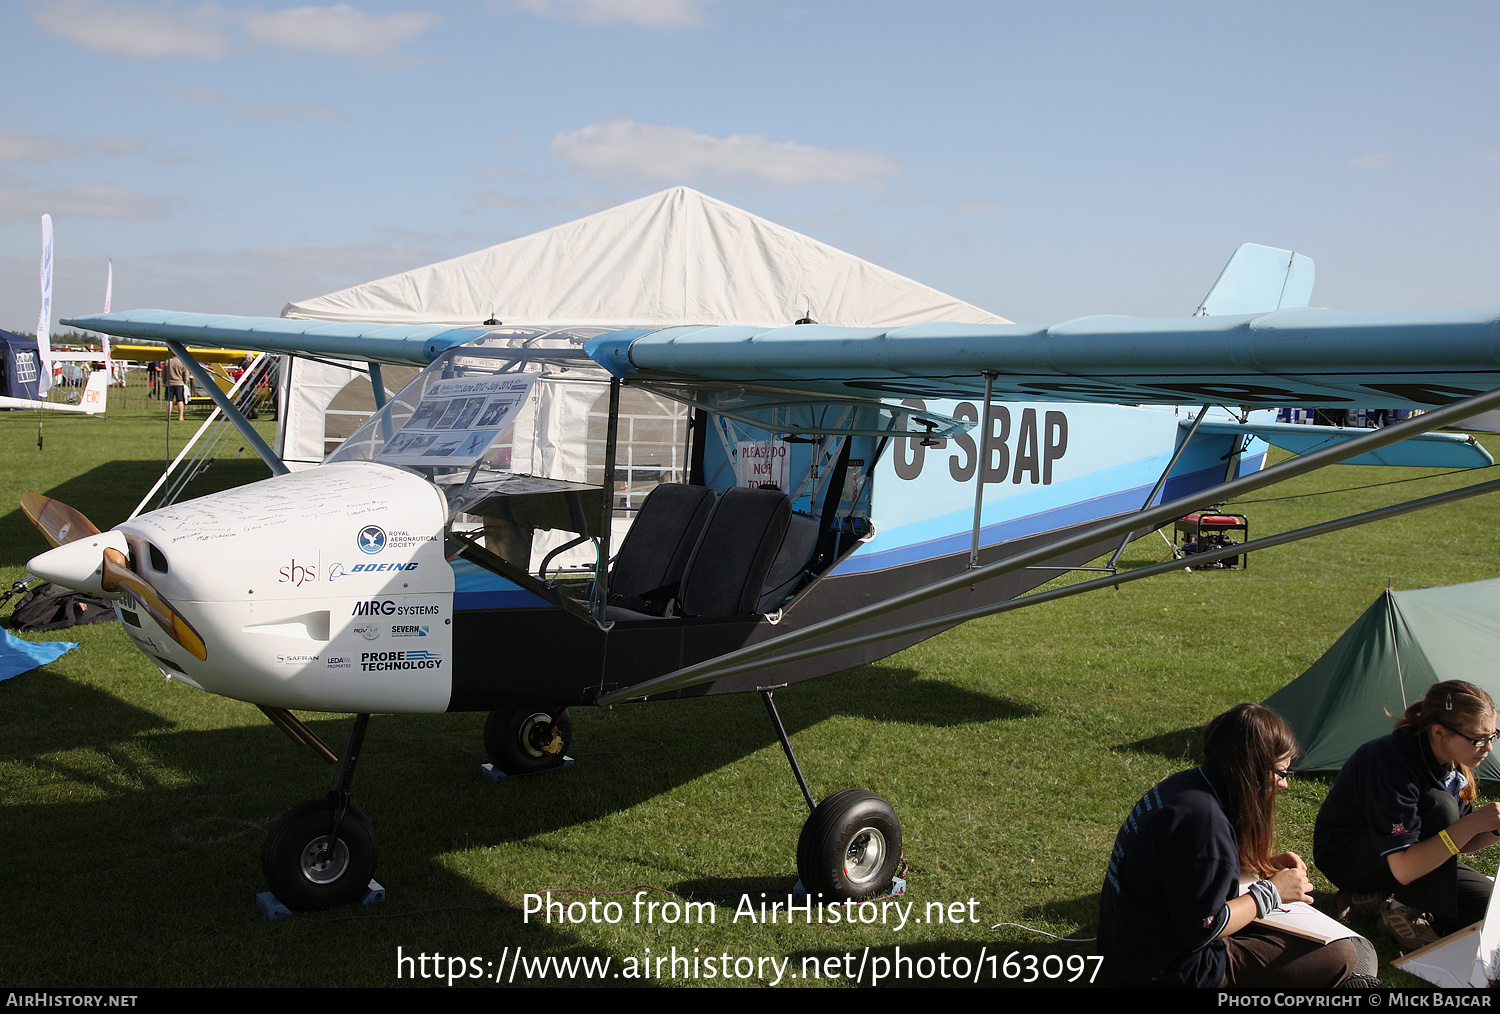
xmin=1265 ymin=577 xmax=1500 ymax=779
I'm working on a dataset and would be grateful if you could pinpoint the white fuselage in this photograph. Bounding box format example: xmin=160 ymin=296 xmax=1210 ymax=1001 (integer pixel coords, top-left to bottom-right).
xmin=111 ymin=461 xmax=457 ymax=713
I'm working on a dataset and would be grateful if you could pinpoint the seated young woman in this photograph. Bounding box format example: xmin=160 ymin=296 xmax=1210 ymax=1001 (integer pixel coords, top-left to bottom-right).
xmin=1098 ymin=703 xmax=1362 ymax=987
xmin=1315 ymin=680 xmax=1500 ymax=942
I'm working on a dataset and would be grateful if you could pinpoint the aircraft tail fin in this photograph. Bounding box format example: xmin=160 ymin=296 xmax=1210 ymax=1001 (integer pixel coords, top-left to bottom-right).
xmin=1195 ymin=243 xmax=1315 ymax=316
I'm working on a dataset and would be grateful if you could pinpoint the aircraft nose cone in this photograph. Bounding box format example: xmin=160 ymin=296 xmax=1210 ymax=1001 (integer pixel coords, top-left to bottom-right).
xmin=28 ymin=531 xmax=129 ymax=598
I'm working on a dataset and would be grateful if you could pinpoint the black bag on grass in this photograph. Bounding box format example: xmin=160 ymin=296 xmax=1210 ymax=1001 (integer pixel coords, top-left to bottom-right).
xmin=8 ymin=582 xmax=116 ymax=632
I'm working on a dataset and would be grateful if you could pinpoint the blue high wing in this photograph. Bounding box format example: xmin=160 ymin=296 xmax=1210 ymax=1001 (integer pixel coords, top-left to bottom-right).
xmin=68 ymin=303 xmax=1500 ymax=410
xmin=583 ymin=307 xmax=1500 ymax=409
xmin=61 ymin=309 xmax=491 ymax=366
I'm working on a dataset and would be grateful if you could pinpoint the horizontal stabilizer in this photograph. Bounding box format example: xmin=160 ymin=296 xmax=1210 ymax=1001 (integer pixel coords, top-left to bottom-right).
xmin=1196 ymin=243 xmax=1315 ymax=316
xmin=1190 ymin=419 xmax=1493 ymax=468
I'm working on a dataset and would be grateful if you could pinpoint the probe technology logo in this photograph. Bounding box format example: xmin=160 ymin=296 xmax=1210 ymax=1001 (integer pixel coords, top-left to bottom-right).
xmin=358 ymin=526 xmax=387 ymax=555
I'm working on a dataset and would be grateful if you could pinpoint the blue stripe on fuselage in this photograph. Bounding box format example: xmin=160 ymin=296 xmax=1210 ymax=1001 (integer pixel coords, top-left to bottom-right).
xmin=832 ymin=453 xmax=1262 ymax=575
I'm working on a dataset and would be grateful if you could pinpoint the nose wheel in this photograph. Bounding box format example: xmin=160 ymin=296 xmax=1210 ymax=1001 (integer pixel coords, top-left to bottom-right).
xmin=262 ymin=797 xmax=378 ymax=911
xmin=261 ymin=713 xmax=380 ymax=911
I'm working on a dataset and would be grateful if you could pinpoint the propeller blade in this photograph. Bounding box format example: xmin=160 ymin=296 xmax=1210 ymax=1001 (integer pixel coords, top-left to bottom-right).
xmin=101 ymin=548 xmax=208 ymax=662
xmin=20 ymin=493 xmax=102 ymax=548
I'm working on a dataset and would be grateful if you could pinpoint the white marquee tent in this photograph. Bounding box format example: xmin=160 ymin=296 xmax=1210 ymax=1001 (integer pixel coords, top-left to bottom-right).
xmin=272 ymin=187 xmax=1007 ymax=568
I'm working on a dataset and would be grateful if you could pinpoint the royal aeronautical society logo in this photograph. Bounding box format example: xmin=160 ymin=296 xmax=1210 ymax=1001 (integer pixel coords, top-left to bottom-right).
xmin=358 ymin=525 xmax=387 ymax=555
xmin=352 ymin=623 xmax=381 ymax=641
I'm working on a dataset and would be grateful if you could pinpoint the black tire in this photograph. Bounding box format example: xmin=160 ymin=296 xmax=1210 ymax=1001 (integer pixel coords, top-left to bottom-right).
xmin=261 ymin=798 xmax=378 ymax=911
xmin=484 ymin=707 xmax=572 ymax=775
xmin=796 ymin=788 xmax=901 ymax=902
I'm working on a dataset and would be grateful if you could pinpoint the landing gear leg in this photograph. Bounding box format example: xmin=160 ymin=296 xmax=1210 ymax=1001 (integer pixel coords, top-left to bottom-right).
xmin=760 ymin=689 xmax=902 ymax=902
xmin=262 ymin=713 xmax=380 ymax=911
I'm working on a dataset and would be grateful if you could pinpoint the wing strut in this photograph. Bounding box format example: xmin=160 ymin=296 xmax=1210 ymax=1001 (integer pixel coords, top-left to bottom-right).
xmin=968 ymin=372 xmax=995 ymax=569
xmin=636 ymin=469 xmax=1500 ymax=689
xmin=596 ymin=384 xmax=1500 ymax=706
xmin=1104 ymin=403 xmax=1211 ymax=571
xmin=165 ymin=341 xmax=288 ymax=476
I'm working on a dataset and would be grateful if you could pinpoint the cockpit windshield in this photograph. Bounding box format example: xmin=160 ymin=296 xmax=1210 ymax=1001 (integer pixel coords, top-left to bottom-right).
xmin=325 ymin=328 xmax=611 ymax=521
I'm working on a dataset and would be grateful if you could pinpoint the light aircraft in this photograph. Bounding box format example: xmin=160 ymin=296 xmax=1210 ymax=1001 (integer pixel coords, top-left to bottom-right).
xmin=23 ymin=243 xmax=1500 ymax=911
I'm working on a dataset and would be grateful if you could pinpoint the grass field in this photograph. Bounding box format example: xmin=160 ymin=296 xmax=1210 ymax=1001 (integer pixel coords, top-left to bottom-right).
xmin=2 ymin=406 xmax=1498 ymax=988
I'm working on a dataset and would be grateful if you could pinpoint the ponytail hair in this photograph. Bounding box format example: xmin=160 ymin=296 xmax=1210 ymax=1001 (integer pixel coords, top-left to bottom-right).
xmin=1395 ymin=680 xmax=1495 ymax=804
xmin=1202 ymin=703 xmax=1298 ymax=878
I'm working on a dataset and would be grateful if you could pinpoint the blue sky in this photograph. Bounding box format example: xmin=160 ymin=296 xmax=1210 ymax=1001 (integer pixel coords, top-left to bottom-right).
xmin=2 ymin=0 xmax=1498 ymax=333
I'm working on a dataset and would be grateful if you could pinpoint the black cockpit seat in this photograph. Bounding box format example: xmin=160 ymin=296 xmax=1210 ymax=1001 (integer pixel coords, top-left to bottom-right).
xmin=606 ymin=483 xmax=716 ymax=615
xmin=604 ymin=485 xmax=793 ymax=622
xmin=677 ymin=487 xmax=791 ymax=618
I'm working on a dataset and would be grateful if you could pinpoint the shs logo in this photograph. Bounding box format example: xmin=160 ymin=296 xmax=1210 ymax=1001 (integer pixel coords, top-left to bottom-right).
xmin=278 ymin=559 xmax=317 ymax=587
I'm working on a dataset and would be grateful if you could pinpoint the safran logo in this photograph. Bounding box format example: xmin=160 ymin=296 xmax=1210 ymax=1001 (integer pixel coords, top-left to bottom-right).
xmin=358 ymin=526 xmax=386 ymax=555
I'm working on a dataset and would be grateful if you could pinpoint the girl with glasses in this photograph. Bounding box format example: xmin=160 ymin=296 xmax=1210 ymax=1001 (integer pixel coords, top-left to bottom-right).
xmin=1099 ymin=703 xmax=1364 ymax=986
xmin=1314 ymin=680 xmax=1500 ymax=946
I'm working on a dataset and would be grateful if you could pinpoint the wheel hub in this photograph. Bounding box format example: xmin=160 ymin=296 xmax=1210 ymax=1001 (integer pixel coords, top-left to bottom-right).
xmin=300 ymin=835 xmax=350 ymax=885
xmin=843 ymin=826 xmax=887 ymax=885
xmin=521 ymin=713 xmax=563 ymax=757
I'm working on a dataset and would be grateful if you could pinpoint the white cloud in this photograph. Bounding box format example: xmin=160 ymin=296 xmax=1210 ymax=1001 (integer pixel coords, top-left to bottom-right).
xmin=0 ymin=129 xmax=141 ymax=162
xmin=34 ymin=0 xmax=230 ymax=59
xmin=0 ymin=183 xmax=174 ymax=220
xmin=515 ymin=0 xmax=714 ymax=29
xmin=241 ymin=102 xmax=346 ymax=121
xmin=242 ymin=4 xmax=441 ymax=56
xmin=36 ymin=2 xmax=439 ymax=61
xmin=469 ymin=190 xmax=536 ymax=209
xmin=550 ymin=120 xmax=903 ymax=189
xmin=0 ymin=130 xmax=88 ymax=161
xmin=1348 ymin=152 xmax=1393 ymax=170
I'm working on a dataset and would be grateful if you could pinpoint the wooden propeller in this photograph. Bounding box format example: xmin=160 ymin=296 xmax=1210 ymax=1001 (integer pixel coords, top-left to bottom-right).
xmin=101 ymin=548 xmax=208 ymax=662
xmin=20 ymin=492 xmax=101 ymax=548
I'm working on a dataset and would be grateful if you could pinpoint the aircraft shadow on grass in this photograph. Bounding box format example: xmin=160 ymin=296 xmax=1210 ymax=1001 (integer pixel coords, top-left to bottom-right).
xmin=1114 ymin=726 xmax=1205 ymax=764
xmin=1 ymin=460 xmax=272 ymax=568
xmin=1 ymin=657 xmax=1035 ymax=974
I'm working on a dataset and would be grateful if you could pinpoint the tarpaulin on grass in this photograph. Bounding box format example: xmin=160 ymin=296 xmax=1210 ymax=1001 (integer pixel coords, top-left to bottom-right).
xmin=1265 ymin=577 xmax=1500 ymax=779
xmin=0 ymin=628 xmax=75 ymax=681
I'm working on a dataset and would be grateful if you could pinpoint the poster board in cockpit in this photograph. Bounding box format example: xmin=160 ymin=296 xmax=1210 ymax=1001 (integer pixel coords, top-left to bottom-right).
xmin=376 ymin=374 xmax=537 ymax=468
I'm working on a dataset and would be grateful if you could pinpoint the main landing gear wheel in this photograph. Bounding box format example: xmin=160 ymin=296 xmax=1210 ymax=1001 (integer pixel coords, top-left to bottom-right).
xmin=262 ymin=797 xmax=378 ymax=911
xmin=484 ymin=707 xmax=572 ymax=775
xmin=796 ymin=788 xmax=902 ymax=902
